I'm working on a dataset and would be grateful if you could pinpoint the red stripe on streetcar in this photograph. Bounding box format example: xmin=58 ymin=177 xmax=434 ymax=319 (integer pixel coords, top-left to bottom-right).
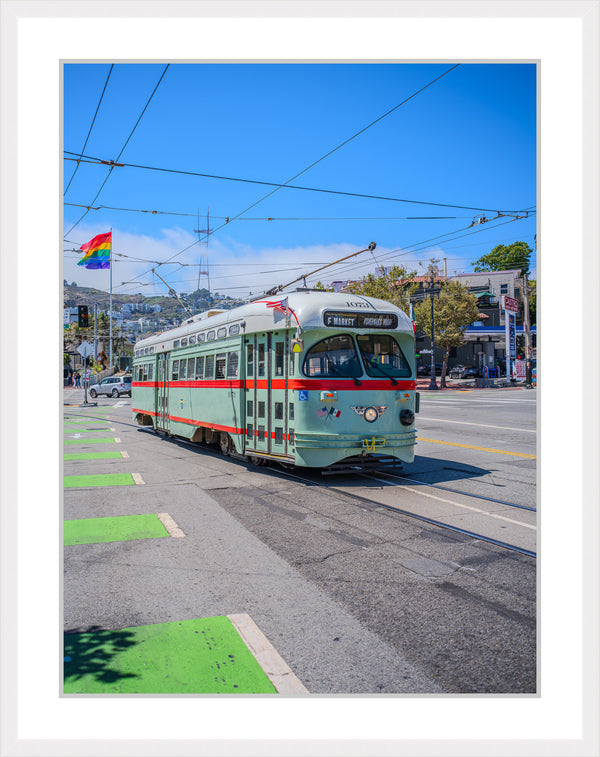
xmin=133 ymin=379 xmax=415 ymax=391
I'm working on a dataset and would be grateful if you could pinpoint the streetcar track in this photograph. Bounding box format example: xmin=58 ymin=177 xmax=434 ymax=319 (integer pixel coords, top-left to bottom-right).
xmin=266 ymin=467 xmax=537 ymax=559
xmin=363 ymin=471 xmax=536 ymax=512
xmin=64 ymin=408 xmax=536 ymax=558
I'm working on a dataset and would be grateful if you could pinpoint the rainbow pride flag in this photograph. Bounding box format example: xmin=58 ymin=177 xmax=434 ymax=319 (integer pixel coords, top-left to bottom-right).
xmin=78 ymin=232 xmax=111 ymax=269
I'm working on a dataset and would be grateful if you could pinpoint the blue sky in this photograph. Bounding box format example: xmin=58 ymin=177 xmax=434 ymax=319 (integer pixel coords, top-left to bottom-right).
xmin=63 ymin=62 xmax=536 ymax=299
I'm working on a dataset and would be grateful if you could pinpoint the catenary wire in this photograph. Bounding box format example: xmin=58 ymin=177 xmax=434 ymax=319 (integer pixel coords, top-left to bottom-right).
xmin=64 ymin=64 xmax=170 ymax=237
xmin=64 ymin=64 xmax=114 ymax=197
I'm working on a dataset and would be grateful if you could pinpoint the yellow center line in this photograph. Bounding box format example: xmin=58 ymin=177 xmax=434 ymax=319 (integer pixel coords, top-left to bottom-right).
xmin=416 ymin=437 xmax=536 ymax=459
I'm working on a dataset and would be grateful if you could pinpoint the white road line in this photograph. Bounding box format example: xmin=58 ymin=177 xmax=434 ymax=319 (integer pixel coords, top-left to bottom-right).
xmin=131 ymin=472 xmax=145 ymax=485
xmin=228 ymin=613 xmax=309 ymax=694
xmin=120 ymin=451 xmax=129 ymax=458
xmin=157 ymin=512 xmax=185 ymax=537
xmin=114 ymin=437 xmax=121 ymax=443
xmin=366 ymin=476 xmax=536 ymax=530
xmin=418 ymin=416 xmax=536 ymax=433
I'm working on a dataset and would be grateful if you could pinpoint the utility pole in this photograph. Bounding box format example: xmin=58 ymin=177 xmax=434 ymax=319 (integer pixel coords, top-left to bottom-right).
xmin=523 ymin=273 xmax=533 ymax=387
xmin=422 ymin=259 xmax=440 ymax=390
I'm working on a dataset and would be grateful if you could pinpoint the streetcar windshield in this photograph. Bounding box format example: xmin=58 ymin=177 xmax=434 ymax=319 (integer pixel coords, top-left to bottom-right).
xmin=303 ymin=335 xmax=362 ymax=378
xmin=356 ymin=334 xmax=412 ymax=378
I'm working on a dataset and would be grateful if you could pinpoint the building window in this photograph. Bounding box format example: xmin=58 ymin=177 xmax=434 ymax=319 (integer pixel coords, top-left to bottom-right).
xmin=500 ymin=284 xmax=508 ymax=294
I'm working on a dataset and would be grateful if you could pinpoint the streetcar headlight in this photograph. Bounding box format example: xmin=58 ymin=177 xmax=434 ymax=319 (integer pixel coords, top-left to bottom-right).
xmin=364 ymin=406 xmax=379 ymax=423
xmin=400 ymin=409 xmax=415 ymax=426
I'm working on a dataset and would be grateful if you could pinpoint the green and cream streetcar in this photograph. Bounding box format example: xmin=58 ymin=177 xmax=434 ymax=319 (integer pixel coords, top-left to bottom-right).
xmin=132 ymin=290 xmax=418 ymax=469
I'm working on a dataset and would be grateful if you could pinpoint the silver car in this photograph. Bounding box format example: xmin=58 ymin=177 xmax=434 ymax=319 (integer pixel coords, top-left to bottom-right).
xmin=88 ymin=376 xmax=132 ymax=398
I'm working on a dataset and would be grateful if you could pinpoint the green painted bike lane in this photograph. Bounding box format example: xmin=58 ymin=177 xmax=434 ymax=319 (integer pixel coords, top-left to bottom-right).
xmin=64 ymin=616 xmax=277 ymax=694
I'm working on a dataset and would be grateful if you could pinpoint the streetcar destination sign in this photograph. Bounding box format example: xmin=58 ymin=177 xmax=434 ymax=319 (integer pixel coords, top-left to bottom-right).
xmin=323 ymin=311 xmax=398 ymax=329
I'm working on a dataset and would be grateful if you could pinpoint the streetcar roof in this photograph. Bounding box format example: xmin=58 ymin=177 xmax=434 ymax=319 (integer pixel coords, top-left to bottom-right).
xmin=133 ymin=290 xmax=413 ymax=354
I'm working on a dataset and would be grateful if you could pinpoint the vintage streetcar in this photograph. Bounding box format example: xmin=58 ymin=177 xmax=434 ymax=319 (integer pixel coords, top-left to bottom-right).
xmin=132 ymin=290 xmax=419 ymax=469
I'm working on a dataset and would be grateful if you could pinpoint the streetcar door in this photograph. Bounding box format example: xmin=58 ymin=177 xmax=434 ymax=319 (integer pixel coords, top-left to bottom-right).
xmin=156 ymin=352 xmax=170 ymax=432
xmin=270 ymin=335 xmax=288 ymax=458
xmin=246 ymin=333 xmax=270 ymax=455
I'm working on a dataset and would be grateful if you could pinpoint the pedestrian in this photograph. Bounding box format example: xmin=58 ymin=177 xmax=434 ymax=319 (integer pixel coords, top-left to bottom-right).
xmin=75 ymin=372 xmax=81 ymax=388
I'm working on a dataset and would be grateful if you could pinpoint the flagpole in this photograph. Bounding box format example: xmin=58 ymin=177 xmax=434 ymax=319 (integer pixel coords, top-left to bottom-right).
xmin=109 ymin=228 xmax=113 ymax=369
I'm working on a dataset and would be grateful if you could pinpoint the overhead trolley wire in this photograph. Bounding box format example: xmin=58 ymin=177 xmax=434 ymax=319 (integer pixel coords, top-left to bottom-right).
xmin=64 ymin=64 xmax=170 ymax=237
xmin=116 ymin=64 xmax=466 ymax=293
xmin=63 ymin=201 xmax=466 ymax=221
xmin=64 ymin=64 xmax=114 ymax=198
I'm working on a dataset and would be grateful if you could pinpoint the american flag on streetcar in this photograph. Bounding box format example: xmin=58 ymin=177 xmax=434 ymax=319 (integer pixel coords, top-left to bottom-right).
xmin=263 ymin=297 xmax=300 ymax=325
xmin=265 ymin=297 xmax=288 ymax=314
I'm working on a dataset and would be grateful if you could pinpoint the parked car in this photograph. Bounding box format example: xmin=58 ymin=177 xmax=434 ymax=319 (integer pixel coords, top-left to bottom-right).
xmin=88 ymin=375 xmax=132 ymax=398
xmin=454 ymin=365 xmax=478 ymax=379
xmin=417 ymin=363 xmax=444 ymax=376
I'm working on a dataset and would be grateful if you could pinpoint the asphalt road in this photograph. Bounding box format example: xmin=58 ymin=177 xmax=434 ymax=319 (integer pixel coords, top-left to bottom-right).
xmin=63 ymin=386 xmax=537 ymax=694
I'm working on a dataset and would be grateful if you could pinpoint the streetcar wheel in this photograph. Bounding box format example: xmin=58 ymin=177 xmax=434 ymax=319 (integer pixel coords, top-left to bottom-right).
xmin=248 ymin=455 xmax=264 ymax=466
xmin=111 ymin=388 xmax=119 ymax=397
xmin=219 ymin=433 xmax=232 ymax=456
xmin=89 ymin=389 xmax=97 ymax=398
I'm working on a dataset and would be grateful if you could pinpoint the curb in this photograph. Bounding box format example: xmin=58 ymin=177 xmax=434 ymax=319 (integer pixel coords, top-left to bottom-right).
xmin=228 ymin=614 xmax=309 ymax=695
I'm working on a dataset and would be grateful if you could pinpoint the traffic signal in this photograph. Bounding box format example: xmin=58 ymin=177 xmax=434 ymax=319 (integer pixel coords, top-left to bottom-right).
xmin=78 ymin=305 xmax=89 ymax=328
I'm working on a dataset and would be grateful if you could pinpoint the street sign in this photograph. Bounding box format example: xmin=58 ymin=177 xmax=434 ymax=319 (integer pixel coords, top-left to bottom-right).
xmin=76 ymin=340 xmax=94 ymax=358
xmin=502 ymin=295 xmax=519 ymax=313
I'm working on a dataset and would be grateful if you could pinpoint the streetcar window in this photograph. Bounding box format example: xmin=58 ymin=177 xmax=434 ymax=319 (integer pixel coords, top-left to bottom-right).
xmin=187 ymin=358 xmax=195 ymax=377
xmin=258 ymin=343 xmax=265 ymax=377
xmin=289 ymin=403 xmax=294 ymax=421
xmin=215 ymin=353 xmax=227 ymax=379
xmin=356 ymin=334 xmax=411 ymax=378
xmin=275 ymin=342 xmax=284 ymax=376
xmin=181 ymin=338 xmax=188 ymax=347
xmin=247 ymin=400 xmax=253 ymax=416
xmin=289 ymin=428 xmax=295 ymax=445
xmin=217 ymin=327 xmax=227 ymax=339
xmin=302 ymin=335 xmax=362 ymax=378
xmin=172 ymin=360 xmax=179 ymax=381
xmin=197 ymin=333 xmax=205 ymax=343
xmin=247 ymin=424 xmax=253 ymax=439
xmin=189 ymin=335 xmax=196 ymax=344
xmin=275 ymin=402 xmax=283 ymax=420
xmin=174 ymin=340 xmax=180 ymax=348
xmin=227 ymin=351 xmax=239 ymax=378
xmin=247 ymin=344 xmax=254 ymax=377
xmin=258 ymin=425 xmax=265 ymax=440
xmin=195 ymin=355 xmax=204 ymax=379
xmin=229 ymin=324 xmax=240 ymax=336
xmin=274 ymin=427 xmax=283 ymax=445
xmin=205 ymin=354 xmax=214 ymax=378
xmin=207 ymin=331 xmax=216 ymax=342
xmin=149 ymin=347 xmax=154 ymax=353
xmin=148 ymin=364 xmax=153 ymax=381
xmin=290 ymin=351 xmax=294 ymax=375
xmin=258 ymin=401 xmax=265 ymax=418
xmin=142 ymin=364 xmax=148 ymax=382
xmin=180 ymin=359 xmax=187 ymax=380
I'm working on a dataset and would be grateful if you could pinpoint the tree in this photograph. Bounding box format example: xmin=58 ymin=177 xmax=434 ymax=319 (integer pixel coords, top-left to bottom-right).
xmin=472 ymin=241 xmax=532 ymax=277
xmin=527 ymin=279 xmax=536 ymax=326
xmin=346 ymin=265 xmax=417 ymax=315
xmin=413 ymin=281 xmax=479 ymax=388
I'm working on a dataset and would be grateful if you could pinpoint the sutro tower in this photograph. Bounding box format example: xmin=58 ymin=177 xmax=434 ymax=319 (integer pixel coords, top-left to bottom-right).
xmin=194 ymin=208 xmax=212 ymax=292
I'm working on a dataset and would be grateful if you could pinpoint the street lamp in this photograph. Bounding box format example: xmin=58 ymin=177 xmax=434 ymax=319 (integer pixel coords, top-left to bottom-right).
xmin=422 ymin=262 xmax=439 ymax=390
